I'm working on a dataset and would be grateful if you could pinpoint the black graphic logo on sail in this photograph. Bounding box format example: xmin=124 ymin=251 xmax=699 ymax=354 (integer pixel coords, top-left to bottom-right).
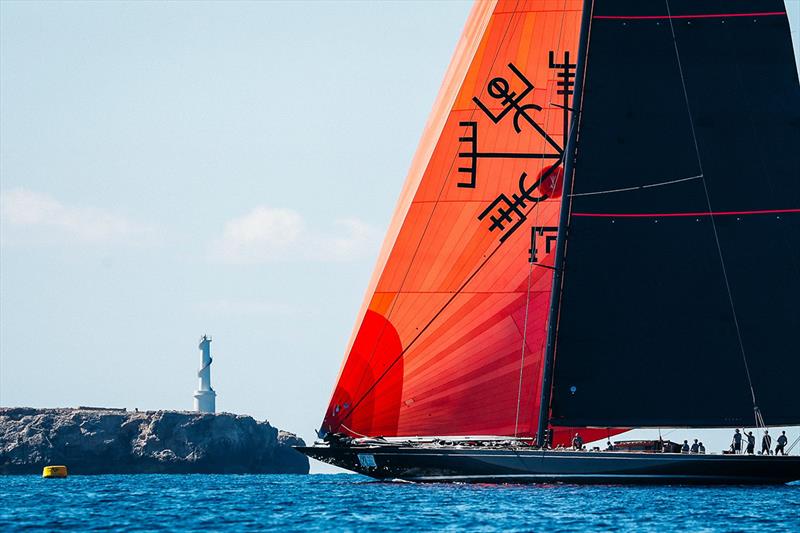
xmin=476 ymin=162 xmax=562 ymax=243
xmin=457 ymin=121 xmax=561 ymax=189
xmin=457 ymin=53 xmax=576 ymax=243
xmin=529 ymin=226 xmax=559 ymax=263
xmin=549 ymin=51 xmax=577 ymax=138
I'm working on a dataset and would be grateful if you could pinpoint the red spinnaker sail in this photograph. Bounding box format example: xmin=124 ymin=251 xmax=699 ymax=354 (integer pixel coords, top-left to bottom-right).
xmin=323 ymin=0 xmax=620 ymax=446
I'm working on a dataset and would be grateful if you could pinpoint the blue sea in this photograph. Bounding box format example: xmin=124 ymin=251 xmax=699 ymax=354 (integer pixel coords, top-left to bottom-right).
xmin=2 ymin=474 xmax=799 ymax=532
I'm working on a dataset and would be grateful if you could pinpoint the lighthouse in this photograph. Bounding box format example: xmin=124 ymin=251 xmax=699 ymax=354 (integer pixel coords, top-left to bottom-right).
xmin=193 ymin=335 xmax=216 ymax=413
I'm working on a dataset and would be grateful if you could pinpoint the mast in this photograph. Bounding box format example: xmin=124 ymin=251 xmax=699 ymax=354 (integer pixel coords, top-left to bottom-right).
xmin=536 ymin=0 xmax=594 ymax=447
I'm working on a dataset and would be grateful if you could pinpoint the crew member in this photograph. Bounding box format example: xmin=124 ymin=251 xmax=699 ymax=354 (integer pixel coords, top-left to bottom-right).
xmin=732 ymin=429 xmax=743 ymax=454
xmin=681 ymin=440 xmax=690 ymax=453
xmin=776 ymin=431 xmax=788 ymax=456
xmin=762 ymin=430 xmax=772 ymax=455
xmin=572 ymin=433 xmax=584 ymax=450
xmin=690 ymin=439 xmax=699 ymax=453
xmin=746 ymin=431 xmax=756 ymax=454
xmin=698 ymin=442 xmax=706 ymax=454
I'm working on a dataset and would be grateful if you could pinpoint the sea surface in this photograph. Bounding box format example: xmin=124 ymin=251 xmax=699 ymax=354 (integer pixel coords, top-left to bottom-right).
xmin=2 ymin=474 xmax=799 ymax=532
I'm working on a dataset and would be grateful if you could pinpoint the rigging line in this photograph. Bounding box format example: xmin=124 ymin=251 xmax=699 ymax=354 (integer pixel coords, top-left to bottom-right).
xmin=338 ymin=423 xmax=370 ymax=439
xmin=756 ymin=410 xmax=767 ymax=439
xmin=512 ymin=111 xmax=557 ymax=437
xmin=514 ymin=260 xmax=535 ymax=437
xmin=513 ymin=199 xmax=541 ymax=438
xmin=664 ymin=0 xmax=760 ymax=424
xmin=336 ymin=2 xmax=528 ymax=429
xmin=569 ymin=174 xmax=702 ymax=197
xmin=336 ymin=222 xmax=519 ymax=430
xmin=788 ymin=434 xmax=800 ymax=455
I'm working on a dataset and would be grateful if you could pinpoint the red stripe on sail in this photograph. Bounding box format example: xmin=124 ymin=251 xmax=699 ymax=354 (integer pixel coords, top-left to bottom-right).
xmin=593 ymin=12 xmax=786 ymax=20
xmin=572 ymin=208 xmax=800 ymax=218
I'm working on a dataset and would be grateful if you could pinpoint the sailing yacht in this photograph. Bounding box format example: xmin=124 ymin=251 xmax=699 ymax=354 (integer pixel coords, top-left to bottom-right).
xmin=298 ymin=0 xmax=800 ymax=483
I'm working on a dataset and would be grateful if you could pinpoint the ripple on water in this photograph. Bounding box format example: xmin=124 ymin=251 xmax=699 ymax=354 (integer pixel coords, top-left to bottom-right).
xmin=1 ymin=475 xmax=799 ymax=532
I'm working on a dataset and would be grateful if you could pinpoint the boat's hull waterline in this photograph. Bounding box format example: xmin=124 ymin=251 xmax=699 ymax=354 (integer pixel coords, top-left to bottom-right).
xmin=298 ymin=445 xmax=800 ymax=484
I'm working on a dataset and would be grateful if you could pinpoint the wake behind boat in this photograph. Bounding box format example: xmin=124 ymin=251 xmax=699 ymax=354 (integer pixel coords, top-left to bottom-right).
xmin=299 ymin=0 xmax=800 ymax=484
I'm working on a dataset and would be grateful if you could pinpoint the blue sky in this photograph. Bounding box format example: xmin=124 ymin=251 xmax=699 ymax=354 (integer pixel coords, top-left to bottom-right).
xmin=2 ymin=1 xmax=799 ymax=472
xmin=0 ymin=1 xmax=475 ymax=465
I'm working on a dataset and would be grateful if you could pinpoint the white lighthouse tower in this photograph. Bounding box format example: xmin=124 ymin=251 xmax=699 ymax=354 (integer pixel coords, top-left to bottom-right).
xmin=193 ymin=335 xmax=216 ymax=413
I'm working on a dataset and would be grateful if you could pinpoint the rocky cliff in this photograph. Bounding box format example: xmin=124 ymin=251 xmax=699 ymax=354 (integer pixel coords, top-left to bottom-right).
xmin=0 ymin=408 xmax=309 ymax=475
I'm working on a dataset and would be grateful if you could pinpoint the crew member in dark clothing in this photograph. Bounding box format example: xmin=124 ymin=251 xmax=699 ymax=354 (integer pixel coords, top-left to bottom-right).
xmin=746 ymin=431 xmax=756 ymax=454
xmin=690 ymin=439 xmax=699 ymax=453
xmin=572 ymin=433 xmax=584 ymax=450
xmin=682 ymin=440 xmax=690 ymax=453
xmin=762 ymin=430 xmax=772 ymax=455
xmin=732 ymin=429 xmax=743 ymax=454
xmin=776 ymin=431 xmax=788 ymax=456
xmin=698 ymin=442 xmax=706 ymax=454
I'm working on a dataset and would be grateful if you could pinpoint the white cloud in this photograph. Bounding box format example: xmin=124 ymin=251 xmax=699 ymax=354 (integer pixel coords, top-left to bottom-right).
xmin=212 ymin=206 xmax=380 ymax=263
xmin=0 ymin=188 xmax=157 ymax=245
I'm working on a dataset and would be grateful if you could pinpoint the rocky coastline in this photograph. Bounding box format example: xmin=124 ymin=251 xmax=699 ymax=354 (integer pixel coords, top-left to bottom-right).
xmin=0 ymin=407 xmax=309 ymax=475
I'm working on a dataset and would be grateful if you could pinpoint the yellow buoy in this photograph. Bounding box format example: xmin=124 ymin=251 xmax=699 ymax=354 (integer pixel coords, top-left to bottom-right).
xmin=42 ymin=465 xmax=68 ymax=478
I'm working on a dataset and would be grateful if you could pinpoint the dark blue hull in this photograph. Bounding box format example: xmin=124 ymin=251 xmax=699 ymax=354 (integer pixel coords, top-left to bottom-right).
xmin=298 ymin=445 xmax=800 ymax=484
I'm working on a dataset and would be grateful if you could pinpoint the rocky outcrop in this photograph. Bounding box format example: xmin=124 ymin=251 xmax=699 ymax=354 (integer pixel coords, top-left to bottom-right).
xmin=0 ymin=408 xmax=309 ymax=475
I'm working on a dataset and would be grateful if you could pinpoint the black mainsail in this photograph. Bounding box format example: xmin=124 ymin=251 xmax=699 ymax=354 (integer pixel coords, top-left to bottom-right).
xmin=549 ymin=0 xmax=800 ymax=429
